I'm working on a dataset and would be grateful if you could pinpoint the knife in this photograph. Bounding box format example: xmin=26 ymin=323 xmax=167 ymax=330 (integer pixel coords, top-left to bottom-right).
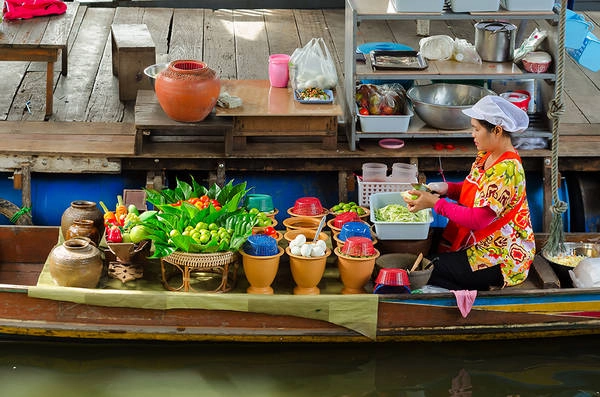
xmin=411 ymin=183 xmax=432 ymax=193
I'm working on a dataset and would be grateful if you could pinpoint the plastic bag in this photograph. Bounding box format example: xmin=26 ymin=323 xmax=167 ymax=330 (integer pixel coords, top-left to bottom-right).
xmin=355 ymin=83 xmax=407 ymax=115
xmin=419 ymin=35 xmax=455 ymax=61
xmin=453 ymin=38 xmax=482 ymax=64
xmin=513 ymin=28 xmax=548 ymax=63
xmin=289 ymin=38 xmax=338 ymax=90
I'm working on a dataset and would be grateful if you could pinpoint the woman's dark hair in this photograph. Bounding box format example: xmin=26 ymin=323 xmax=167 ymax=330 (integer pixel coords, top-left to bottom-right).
xmin=476 ymin=118 xmax=511 ymax=137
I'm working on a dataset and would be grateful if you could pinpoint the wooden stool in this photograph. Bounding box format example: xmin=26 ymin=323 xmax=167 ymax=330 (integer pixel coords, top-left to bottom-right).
xmin=111 ymin=24 xmax=156 ymax=101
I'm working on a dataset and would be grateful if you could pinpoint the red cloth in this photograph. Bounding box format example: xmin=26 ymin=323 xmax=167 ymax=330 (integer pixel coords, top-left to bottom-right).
xmin=3 ymin=0 xmax=67 ymax=20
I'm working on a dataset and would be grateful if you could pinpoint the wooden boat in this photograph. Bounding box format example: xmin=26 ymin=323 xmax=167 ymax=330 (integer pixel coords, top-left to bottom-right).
xmin=2 ymin=225 xmax=600 ymax=343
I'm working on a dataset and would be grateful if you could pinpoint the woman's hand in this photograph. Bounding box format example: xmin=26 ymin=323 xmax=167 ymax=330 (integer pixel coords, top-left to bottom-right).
xmin=402 ymin=190 xmax=440 ymax=213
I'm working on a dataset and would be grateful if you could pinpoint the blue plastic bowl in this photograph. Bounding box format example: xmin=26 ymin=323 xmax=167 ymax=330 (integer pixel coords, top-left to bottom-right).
xmin=243 ymin=234 xmax=279 ymax=256
xmin=338 ymin=221 xmax=372 ymax=242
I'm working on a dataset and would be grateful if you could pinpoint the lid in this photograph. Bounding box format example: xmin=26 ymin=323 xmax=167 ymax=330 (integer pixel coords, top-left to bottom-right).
xmin=338 ymin=221 xmax=372 ymax=241
xmin=332 ymin=212 xmax=362 ymax=229
xmin=476 ymin=21 xmax=517 ymax=32
xmin=357 ymin=42 xmax=413 ymax=54
xmin=245 ymin=193 xmax=274 ymax=212
xmin=340 ymin=236 xmax=376 ymax=257
xmin=523 ymin=51 xmax=551 ymax=63
xmin=292 ymin=197 xmax=324 ymax=216
xmin=374 ymin=268 xmax=410 ymax=287
xmin=243 ymin=234 xmax=279 ymax=256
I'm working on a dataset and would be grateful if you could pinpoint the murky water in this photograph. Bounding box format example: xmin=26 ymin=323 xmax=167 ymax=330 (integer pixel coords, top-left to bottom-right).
xmin=1 ymin=336 xmax=600 ymax=397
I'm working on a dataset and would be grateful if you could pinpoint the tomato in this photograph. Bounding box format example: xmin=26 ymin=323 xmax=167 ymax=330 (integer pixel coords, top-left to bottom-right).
xmin=358 ymin=107 xmax=369 ymax=116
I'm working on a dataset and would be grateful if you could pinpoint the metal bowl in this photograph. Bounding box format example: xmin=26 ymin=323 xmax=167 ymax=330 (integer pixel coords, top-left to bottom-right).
xmin=143 ymin=63 xmax=168 ymax=91
xmin=407 ymin=83 xmax=496 ymax=130
xmin=542 ymin=242 xmax=600 ymax=287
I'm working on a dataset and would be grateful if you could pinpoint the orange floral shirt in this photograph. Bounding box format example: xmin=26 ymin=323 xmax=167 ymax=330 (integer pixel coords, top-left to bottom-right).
xmin=465 ymin=151 xmax=536 ymax=286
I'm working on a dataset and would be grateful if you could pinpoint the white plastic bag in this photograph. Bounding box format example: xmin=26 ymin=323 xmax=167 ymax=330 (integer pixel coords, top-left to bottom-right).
xmin=569 ymin=258 xmax=600 ymax=288
xmin=419 ymin=35 xmax=455 ymax=61
xmin=289 ymin=38 xmax=338 ymax=90
xmin=513 ymin=28 xmax=548 ymax=63
xmin=453 ymin=38 xmax=482 ymax=64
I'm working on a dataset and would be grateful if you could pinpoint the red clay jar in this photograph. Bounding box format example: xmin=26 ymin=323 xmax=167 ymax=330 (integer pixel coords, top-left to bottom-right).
xmin=155 ymin=60 xmax=221 ymax=122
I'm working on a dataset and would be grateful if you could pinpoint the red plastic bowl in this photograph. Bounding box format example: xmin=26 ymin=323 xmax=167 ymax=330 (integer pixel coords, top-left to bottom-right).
xmin=375 ymin=268 xmax=410 ymax=287
xmin=292 ymin=197 xmax=324 ymax=216
xmin=332 ymin=212 xmax=362 ymax=229
xmin=340 ymin=236 xmax=376 ymax=257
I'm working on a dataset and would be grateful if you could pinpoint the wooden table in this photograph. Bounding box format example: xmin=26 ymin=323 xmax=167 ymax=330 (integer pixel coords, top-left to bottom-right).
xmin=217 ymin=80 xmax=344 ymax=154
xmin=0 ymin=2 xmax=78 ymax=119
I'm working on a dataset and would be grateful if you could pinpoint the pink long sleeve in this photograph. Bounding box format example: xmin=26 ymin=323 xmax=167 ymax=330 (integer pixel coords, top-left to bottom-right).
xmin=434 ymin=199 xmax=496 ymax=231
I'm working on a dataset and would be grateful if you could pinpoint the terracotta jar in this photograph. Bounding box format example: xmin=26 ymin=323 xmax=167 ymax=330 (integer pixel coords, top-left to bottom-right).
xmin=66 ymin=219 xmax=100 ymax=246
xmin=155 ymin=59 xmax=221 ymax=122
xmin=286 ymin=246 xmax=331 ymax=295
xmin=61 ymin=200 xmax=104 ymax=240
xmin=240 ymin=246 xmax=284 ymax=295
xmin=48 ymin=237 xmax=103 ymax=288
xmin=335 ymin=247 xmax=380 ymax=294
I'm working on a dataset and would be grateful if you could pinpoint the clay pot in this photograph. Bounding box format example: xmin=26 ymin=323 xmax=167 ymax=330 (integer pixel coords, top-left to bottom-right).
xmin=61 ymin=200 xmax=104 ymax=241
xmin=286 ymin=246 xmax=331 ymax=295
xmin=155 ymin=59 xmax=221 ymax=122
xmin=48 ymin=237 xmax=104 ymax=288
xmin=335 ymin=247 xmax=380 ymax=294
xmin=66 ymin=219 xmax=100 ymax=246
xmin=240 ymin=246 xmax=284 ymax=294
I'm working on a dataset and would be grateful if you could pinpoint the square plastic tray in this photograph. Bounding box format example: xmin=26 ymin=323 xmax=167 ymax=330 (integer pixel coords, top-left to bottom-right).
xmin=369 ymin=192 xmax=433 ymax=240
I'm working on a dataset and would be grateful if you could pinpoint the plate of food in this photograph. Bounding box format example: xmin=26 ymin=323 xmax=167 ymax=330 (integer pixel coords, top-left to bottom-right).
xmin=294 ymin=88 xmax=334 ymax=104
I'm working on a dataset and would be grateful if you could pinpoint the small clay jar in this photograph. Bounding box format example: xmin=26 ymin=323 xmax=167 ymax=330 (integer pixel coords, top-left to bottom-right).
xmin=66 ymin=219 xmax=100 ymax=246
xmin=48 ymin=237 xmax=103 ymax=288
xmin=155 ymin=59 xmax=221 ymax=122
xmin=61 ymin=200 xmax=104 ymax=240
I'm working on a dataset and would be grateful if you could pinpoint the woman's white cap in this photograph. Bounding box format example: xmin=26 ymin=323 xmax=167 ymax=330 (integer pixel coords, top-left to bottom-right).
xmin=462 ymin=95 xmax=529 ymax=133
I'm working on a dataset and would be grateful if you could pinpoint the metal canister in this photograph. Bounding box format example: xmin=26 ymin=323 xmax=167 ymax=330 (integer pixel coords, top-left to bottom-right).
xmin=474 ymin=21 xmax=517 ymax=62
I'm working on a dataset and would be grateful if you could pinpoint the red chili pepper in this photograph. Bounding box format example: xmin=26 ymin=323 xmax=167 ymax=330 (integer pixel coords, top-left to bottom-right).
xmin=106 ymin=225 xmax=122 ymax=243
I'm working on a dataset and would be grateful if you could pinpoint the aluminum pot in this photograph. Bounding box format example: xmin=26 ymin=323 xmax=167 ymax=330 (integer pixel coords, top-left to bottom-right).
xmin=475 ymin=21 xmax=517 ymax=62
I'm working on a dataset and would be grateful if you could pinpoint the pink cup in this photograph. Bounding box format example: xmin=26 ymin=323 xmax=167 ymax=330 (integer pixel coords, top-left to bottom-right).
xmin=268 ymin=54 xmax=291 ymax=88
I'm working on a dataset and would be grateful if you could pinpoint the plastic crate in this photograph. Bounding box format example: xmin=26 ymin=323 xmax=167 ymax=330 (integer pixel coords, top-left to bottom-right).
xmin=357 ymin=177 xmax=412 ymax=207
xmin=500 ymin=0 xmax=554 ymax=11
xmin=357 ymin=104 xmax=413 ymax=133
xmin=392 ymin=0 xmax=443 ymax=12
xmin=450 ymin=0 xmax=499 ymax=12
xmin=568 ymin=32 xmax=600 ymax=73
xmin=565 ymin=9 xmax=594 ymax=50
xmin=369 ymin=192 xmax=433 ymax=240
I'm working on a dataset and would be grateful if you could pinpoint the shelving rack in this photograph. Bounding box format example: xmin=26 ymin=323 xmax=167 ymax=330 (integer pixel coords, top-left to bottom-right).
xmin=344 ymin=0 xmax=562 ymax=150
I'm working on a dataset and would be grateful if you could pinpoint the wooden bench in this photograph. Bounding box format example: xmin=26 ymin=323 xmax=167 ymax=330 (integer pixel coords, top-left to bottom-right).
xmin=0 ymin=2 xmax=79 ymax=119
xmin=111 ymin=24 xmax=156 ymax=101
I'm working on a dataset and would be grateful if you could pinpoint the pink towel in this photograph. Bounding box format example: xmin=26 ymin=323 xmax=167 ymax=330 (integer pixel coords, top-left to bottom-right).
xmin=452 ymin=290 xmax=477 ymax=318
xmin=3 ymin=0 xmax=67 ymax=20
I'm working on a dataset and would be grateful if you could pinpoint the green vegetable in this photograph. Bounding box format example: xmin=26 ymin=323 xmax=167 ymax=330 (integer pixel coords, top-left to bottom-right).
xmin=128 ymin=204 xmax=139 ymax=215
xmin=375 ymin=204 xmax=428 ymax=223
xmin=129 ymin=225 xmax=154 ymax=243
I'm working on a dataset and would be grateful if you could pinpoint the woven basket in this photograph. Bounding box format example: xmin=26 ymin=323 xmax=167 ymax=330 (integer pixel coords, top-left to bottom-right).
xmin=163 ymin=251 xmax=235 ymax=269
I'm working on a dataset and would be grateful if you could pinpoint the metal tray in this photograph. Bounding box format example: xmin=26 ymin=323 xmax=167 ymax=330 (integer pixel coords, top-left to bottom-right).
xmin=370 ymin=50 xmax=428 ymax=71
xmin=294 ymin=89 xmax=334 ymax=104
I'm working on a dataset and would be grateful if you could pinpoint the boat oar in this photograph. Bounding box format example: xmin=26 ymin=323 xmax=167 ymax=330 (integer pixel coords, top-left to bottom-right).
xmin=410 ymin=253 xmax=424 ymax=272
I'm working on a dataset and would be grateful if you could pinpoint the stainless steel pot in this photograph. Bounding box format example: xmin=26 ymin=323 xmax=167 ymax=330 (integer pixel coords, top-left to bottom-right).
xmin=475 ymin=21 xmax=517 ymax=62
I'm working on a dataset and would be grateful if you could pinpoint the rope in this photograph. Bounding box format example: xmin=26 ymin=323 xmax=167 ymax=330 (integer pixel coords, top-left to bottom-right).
xmin=543 ymin=0 xmax=568 ymax=256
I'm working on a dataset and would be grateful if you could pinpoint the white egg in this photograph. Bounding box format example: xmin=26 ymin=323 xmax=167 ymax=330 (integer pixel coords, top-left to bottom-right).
xmin=300 ymin=243 xmax=313 ymax=257
xmin=290 ymin=245 xmax=302 ymax=256
xmin=315 ymin=240 xmax=327 ymax=251
xmin=292 ymin=234 xmax=306 ymax=247
xmin=311 ymin=246 xmax=325 ymax=257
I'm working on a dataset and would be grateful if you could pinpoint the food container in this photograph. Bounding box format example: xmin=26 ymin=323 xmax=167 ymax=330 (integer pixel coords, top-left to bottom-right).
xmin=330 ymin=212 xmax=362 ymax=231
xmin=357 ymin=104 xmax=413 ymax=133
xmin=475 ymin=21 xmax=517 ymax=63
xmin=450 ymin=0 xmax=499 ymax=13
xmin=338 ymin=221 xmax=373 ymax=242
xmin=340 ymin=236 xmax=376 ymax=257
xmin=392 ymin=0 xmax=444 ymax=12
xmin=375 ymin=253 xmax=433 ymax=290
xmin=500 ymin=0 xmax=554 ymax=11
xmin=244 ymin=193 xmax=274 ymax=213
xmin=500 ymin=90 xmax=531 ymax=112
xmin=373 ymin=268 xmax=411 ymax=294
xmin=542 ymin=242 xmax=600 ymax=288
xmin=288 ymin=197 xmax=327 ymax=217
xmin=282 ymin=216 xmax=323 ymax=232
xmin=362 ymin=163 xmax=388 ymax=182
xmin=390 ymin=163 xmax=418 ymax=183
xmin=283 ymin=229 xmax=329 ymax=245
xmin=243 ymin=234 xmax=279 ymax=257
xmin=369 ymin=192 xmax=433 ymax=240
xmin=407 ymin=83 xmax=496 ymax=130
xmin=522 ymin=51 xmax=552 ymax=73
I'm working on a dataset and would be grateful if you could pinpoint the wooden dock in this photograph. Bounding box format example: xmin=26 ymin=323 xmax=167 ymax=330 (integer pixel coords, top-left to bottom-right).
xmin=1 ymin=3 xmax=599 ymax=229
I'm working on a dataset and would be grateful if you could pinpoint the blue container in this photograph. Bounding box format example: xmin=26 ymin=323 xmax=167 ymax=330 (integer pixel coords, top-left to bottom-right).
xmin=568 ymin=32 xmax=600 ymax=72
xmin=243 ymin=234 xmax=279 ymax=256
xmin=338 ymin=221 xmax=372 ymax=242
xmin=565 ymin=9 xmax=593 ymax=49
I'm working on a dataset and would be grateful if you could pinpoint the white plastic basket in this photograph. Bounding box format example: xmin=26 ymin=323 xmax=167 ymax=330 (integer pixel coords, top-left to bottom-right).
xmin=450 ymin=0 xmax=499 ymax=12
xmin=357 ymin=176 xmax=412 ymax=207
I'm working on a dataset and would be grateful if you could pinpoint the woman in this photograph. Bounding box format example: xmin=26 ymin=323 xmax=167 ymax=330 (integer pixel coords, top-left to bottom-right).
xmin=403 ymin=95 xmax=535 ymax=291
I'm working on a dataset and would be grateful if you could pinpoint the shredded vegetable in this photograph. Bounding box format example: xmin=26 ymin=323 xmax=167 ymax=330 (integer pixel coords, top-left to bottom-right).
xmin=375 ymin=204 xmax=428 ymax=223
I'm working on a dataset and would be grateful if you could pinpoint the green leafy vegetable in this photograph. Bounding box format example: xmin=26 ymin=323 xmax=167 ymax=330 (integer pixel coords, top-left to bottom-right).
xmin=375 ymin=204 xmax=428 ymax=223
